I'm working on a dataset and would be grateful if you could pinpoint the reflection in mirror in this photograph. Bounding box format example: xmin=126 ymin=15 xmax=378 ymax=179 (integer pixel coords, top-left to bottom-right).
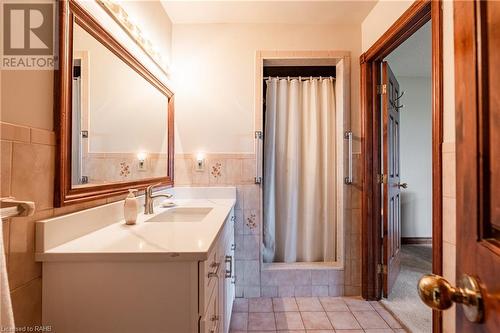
xmin=71 ymin=23 xmax=169 ymax=188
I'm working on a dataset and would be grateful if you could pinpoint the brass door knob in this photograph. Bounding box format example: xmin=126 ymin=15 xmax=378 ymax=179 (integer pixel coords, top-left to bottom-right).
xmin=398 ymin=182 xmax=408 ymax=189
xmin=417 ymin=274 xmax=484 ymax=323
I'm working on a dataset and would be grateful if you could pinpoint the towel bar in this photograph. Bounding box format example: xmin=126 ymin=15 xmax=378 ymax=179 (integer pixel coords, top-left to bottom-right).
xmin=1 ymin=198 xmax=36 ymax=219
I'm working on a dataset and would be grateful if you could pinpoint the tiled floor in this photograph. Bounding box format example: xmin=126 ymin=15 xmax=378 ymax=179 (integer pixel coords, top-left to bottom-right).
xmin=230 ymin=296 xmax=407 ymax=332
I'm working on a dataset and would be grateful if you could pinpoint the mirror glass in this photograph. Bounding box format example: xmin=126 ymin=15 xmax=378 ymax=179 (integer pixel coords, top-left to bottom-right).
xmin=71 ymin=22 xmax=169 ymax=188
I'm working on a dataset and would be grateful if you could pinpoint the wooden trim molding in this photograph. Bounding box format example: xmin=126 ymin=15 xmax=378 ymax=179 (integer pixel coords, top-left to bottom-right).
xmin=359 ymin=0 xmax=443 ymax=332
xmin=401 ymin=237 xmax=433 ymax=245
xmin=54 ymin=0 xmax=174 ymax=206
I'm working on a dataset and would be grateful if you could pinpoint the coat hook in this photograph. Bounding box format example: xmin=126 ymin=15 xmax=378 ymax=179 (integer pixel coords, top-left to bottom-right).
xmin=394 ymin=91 xmax=405 ymax=101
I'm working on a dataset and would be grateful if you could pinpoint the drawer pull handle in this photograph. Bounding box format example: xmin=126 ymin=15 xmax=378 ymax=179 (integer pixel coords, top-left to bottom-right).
xmin=225 ymin=255 xmax=233 ymax=278
xmin=231 ymin=243 xmax=236 ymax=251
xmin=208 ymin=262 xmax=220 ymax=278
xmin=231 ymin=215 xmax=235 ymax=222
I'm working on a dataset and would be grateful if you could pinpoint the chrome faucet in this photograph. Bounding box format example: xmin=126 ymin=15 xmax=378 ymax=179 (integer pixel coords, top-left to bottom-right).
xmin=144 ymin=183 xmax=173 ymax=214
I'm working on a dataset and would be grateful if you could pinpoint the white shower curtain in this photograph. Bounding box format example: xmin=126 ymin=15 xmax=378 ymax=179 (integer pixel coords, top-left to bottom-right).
xmin=263 ymin=78 xmax=336 ymax=263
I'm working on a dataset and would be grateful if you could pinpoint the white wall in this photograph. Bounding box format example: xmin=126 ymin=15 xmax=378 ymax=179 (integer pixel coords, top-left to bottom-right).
xmin=171 ymin=23 xmax=361 ymax=153
xmin=361 ymin=0 xmax=413 ymax=52
xmin=119 ymin=0 xmax=173 ymax=66
xmin=397 ymin=77 xmax=432 ymax=238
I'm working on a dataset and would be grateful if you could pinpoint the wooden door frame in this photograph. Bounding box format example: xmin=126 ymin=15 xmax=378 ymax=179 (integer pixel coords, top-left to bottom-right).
xmin=359 ymin=0 xmax=443 ymax=332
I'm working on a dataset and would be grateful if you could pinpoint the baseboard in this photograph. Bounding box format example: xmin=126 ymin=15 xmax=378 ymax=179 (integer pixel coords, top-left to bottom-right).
xmin=401 ymin=237 xmax=432 ymax=245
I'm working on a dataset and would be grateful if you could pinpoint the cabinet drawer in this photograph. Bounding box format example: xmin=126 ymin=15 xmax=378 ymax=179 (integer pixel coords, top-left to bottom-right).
xmin=200 ymin=284 xmax=219 ymax=333
xmin=199 ymin=246 xmax=219 ymax=313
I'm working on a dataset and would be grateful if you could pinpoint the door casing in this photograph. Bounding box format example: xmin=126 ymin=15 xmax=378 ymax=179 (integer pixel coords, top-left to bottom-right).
xmin=359 ymin=1 xmax=443 ymax=332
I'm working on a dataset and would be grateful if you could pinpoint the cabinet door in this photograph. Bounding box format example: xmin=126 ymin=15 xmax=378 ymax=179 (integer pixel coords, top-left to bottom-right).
xmin=200 ymin=283 xmax=219 ymax=333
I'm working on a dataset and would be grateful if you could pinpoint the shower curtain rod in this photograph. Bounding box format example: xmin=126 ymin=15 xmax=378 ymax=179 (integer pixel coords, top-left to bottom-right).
xmin=265 ymin=76 xmax=335 ymax=81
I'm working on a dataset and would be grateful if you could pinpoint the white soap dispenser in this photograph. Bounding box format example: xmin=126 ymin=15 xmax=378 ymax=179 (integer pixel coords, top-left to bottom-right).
xmin=124 ymin=189 xmax=139 ymax=225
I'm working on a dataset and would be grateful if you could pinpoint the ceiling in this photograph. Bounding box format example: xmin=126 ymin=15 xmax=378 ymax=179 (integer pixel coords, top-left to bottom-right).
xmin=161 ymin=0 xmax=377 ymax=25
xmin=384 ymin=21 xmax=431 ymax=77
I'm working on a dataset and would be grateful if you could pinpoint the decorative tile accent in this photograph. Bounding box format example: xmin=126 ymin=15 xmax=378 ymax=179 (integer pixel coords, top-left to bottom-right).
xmin=210 ymin=162 xmax=222 ymax=178
xmin=119 ymin=162 xmax=130 ymax=177
xmin=245 ymin=211 xmax=257 ymax=231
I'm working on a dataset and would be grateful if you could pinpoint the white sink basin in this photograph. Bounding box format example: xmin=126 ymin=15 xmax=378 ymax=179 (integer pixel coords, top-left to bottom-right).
xmin=145 ymin=207 xmax=213 ymax=223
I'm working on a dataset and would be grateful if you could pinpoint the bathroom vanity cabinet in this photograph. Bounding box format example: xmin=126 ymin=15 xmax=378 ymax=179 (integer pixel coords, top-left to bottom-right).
xmin=36 ymin=193 xmax=236 ymax=333
xmin=200 ymin=211 xmax=236 ymax=333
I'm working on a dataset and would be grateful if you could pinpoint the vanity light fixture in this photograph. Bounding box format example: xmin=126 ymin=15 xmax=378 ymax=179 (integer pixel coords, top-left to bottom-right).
xmin=137 ymin=151 xmax=148 ymax=171
xmin=195 ymin=152 xmax=205 ymax=172
xmin=96 ymin=0 xmax=169 ymax=76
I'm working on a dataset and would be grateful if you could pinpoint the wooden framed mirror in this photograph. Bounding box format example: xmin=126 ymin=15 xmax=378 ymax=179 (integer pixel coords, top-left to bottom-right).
xmin=54 ymin=0 xmax=174 ymax=206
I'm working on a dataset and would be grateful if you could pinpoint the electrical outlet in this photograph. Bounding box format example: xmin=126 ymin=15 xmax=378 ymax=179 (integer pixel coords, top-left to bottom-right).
xmin=138 ymin=160 xmax=147 ymax=171
xmin=195 ymin=159 xmax=205 ymax=172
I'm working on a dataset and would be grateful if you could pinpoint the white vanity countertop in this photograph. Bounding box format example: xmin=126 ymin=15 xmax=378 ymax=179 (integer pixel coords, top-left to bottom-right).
xmin=36 ymin=195 xmax=235 ymax=262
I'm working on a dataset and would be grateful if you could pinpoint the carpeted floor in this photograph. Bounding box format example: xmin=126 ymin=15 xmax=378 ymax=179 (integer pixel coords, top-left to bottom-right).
xmin=381 ymin=244 xmax=432 ymax=333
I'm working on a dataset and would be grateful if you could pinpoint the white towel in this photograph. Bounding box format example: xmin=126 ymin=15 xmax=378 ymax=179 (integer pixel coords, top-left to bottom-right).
xmin=0 ymin=220 xmax=14 ymax=330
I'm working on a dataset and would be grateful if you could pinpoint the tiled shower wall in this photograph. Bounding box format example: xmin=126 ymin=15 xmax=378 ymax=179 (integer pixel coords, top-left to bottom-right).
xmin=0 ymin=121 xmax=133 ymax=327
xmin=174 ymin=152 xmax=363 ymax=298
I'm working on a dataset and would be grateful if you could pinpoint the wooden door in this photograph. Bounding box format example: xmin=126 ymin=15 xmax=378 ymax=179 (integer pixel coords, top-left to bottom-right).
xmin=455 ymin=0 xmax=500 ymax=331
xmin=382 ymin=61 xmax=402 ymax=297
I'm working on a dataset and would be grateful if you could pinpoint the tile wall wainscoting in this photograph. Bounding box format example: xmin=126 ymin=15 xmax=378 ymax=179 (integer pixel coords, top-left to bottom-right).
xmin=0 ymin=121 xmax=133 ymax=327
xmin=174 ymin=152 xmax=362 ymax=298
xmin=82 ymin=152 xmax=168 ymax=184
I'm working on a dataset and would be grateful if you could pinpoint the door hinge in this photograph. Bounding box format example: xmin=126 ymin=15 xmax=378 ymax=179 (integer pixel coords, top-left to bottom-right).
xmin=377 ymin=174 xmax=388 ymax=184
xmin=377 ymin=263 xmax=387 ymax=275
xmin=377 ymin=84 xmax=387 ymax=95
